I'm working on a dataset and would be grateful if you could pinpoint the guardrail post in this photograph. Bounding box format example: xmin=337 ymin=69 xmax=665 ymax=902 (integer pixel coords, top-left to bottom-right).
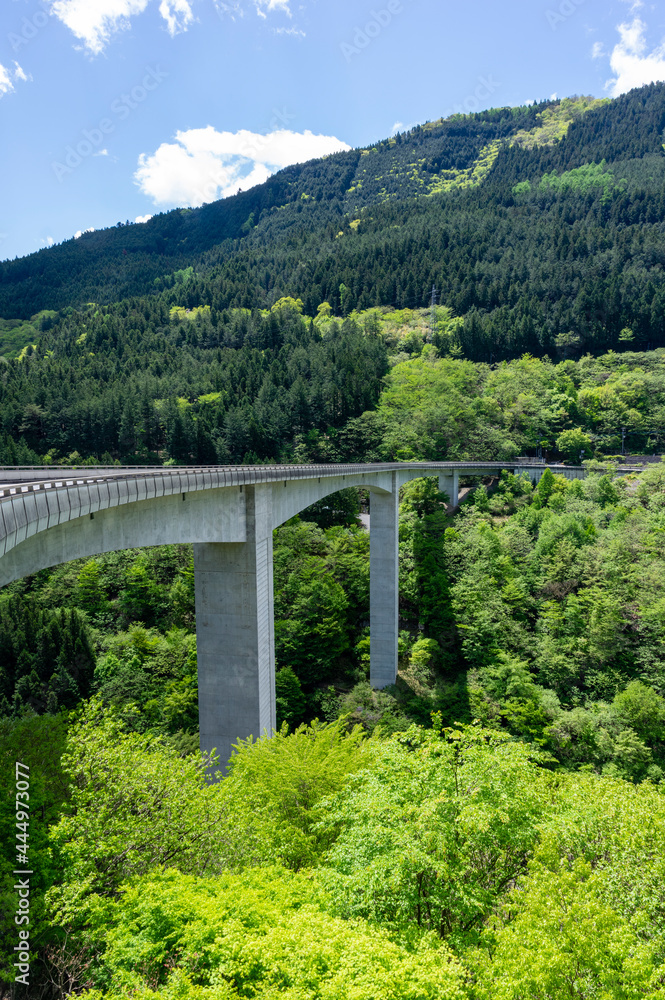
xmin=194 ymin=484 xmax=275 ymax=775
xmin=370 ymin=473 xmax=399 ymax=689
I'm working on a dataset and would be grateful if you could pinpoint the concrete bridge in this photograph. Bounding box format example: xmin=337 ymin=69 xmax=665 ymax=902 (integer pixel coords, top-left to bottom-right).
xmin=0 ymin=460 xmax=595 ymax=764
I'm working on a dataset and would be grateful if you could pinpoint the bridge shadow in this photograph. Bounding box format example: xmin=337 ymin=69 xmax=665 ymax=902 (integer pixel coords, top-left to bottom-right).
xmin=391 ymin=670 xmax=473 ymax=729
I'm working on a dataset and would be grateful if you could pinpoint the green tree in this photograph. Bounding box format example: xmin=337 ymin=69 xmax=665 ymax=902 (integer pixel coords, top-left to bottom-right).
xmin=275 ymin=558 xmax=350 ymax=686
xmin=48 ymin=701 xmax=225 ymax=920
xmin=223 ymin=717 xmax=374 ymax=869
xmin=77 ymin=560 xmax=106 ymax=615
xmin=613 ymin=680 xmax=665 ymax=743
xmin=556 ymin=426 xmax=593 ymax=463
xmin=320 ymin=724 xmax=548 ymax=946
xmin=275 ymin=666 xmax=307 ymax=728
xmin=536 ymin=466 xmax=556 ymax=505
xmin=73 ymin=868 xmax=467 ymax=1000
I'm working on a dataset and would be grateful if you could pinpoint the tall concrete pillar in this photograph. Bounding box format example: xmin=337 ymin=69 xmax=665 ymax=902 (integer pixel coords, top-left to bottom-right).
xmin=370 ymin=475 xmax=399 ymax=689
xmin=194 ymin=484 xmax=275 ymax=772
xmin=438 ymin=471 xmax=459 ymax=507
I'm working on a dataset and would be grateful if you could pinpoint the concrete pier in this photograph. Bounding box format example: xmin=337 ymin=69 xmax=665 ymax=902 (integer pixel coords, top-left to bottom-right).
xmin=438 ymin=470 xmax=460 ymax=507
xmin=369 ymin=475 xmax=400 ymax=689
xmin=194 ymin=486 xmax=276 ymax=768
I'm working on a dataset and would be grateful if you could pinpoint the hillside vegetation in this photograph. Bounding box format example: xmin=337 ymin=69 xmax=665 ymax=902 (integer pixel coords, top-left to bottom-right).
xmin=2 ymin=83 xmax=665 ymax=999
xmin=1 ymin=85 xmax=664 ymax=361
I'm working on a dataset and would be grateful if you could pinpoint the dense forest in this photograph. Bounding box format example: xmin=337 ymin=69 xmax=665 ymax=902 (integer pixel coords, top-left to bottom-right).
xmin=5 ymin=459 xmax=665 ymax=997
xmin=1 ymin=86 xmax=665 ymax=359
xmin=3 ymin=82 xmax=665 ymax=998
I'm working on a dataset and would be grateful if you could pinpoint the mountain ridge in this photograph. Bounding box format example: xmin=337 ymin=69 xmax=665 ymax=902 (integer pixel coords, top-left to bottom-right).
xmin=3 ymin=84 xmax=664 ymax=321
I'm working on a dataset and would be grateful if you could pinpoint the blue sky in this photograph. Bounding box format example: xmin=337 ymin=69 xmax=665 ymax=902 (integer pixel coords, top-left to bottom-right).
xmin=1 ymin=0 xmax=664 ymax=265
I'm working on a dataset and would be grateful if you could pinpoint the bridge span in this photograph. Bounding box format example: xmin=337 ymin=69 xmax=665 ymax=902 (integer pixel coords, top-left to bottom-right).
xmin=0 ymin=460 xmax=590 ymax=765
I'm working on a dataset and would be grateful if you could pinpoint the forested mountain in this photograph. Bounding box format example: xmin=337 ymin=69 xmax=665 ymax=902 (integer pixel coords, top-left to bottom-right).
xmin=1 ymin=83 xmax=664 ymax=362
xmin=0 ymin=82 xmax=661 ymax=467
xmin=4 ymin=82 xmax=665 ymax=1000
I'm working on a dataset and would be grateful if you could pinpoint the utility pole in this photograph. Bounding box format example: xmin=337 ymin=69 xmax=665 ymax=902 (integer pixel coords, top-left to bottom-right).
xmin=428 ymin=285 xmax=437 ymax=343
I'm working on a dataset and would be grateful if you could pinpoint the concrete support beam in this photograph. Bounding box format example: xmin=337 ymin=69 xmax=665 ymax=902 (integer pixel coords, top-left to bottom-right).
xmin=369 ymin=475 xmax=399 ymax=689
xmin=194 ymin=485 xmax=275 ymax=772
xmin=438 ymin=471 xmax=459 ymax=507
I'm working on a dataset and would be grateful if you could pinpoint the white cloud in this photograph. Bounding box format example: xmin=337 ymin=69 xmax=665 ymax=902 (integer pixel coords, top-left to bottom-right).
xmin=158 ymin=0 xmax=194 ymax=34
xmin=46 ymin=0 xmax=193 ymax=54
xmin=215 ymin=0 xmax=293 ymax=20
xmin=0 ymin=65 xmax=14 ymax=97
xmin=605 ymin=17 xmax=665 ymax=97
xmin=592 ymin=41 xmax=604 ymax=59
xmin=549 ymin=91 xmax=558 ymax=101
xmin=44 ymin=237 xmax=55 ymax=247
xmin=49 ymin=0 xmax=295 ymax=51
xmin=391 ymin=121 xmax=404 ymax=134
xmin=135 ymin=214 xmax=153 ymax=223
xmin=74 ymin=227 xmax=95 ymax=238
xmin=0 ymin=61 xmax=29 ymax=97
xmin=255 ymin=0 xmax=291 ymax=16
xmin=135 ymin=126 xmax=351 ymax=207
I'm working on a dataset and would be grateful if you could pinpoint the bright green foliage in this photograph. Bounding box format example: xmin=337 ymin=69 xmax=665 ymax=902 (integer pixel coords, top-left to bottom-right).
xmin=9 ymin=703 xmax=665 ymax=998
xmin=511 ymin=96 xmax=606 ymax=148
xmin=475 ymin=772 xmax=665 ymax=996
xmin=556 ymin=426 xmax=594 ymax=463
xmin=75 ymin=868 xmax=467 ymax=1000
xmin=319 ymin=724 xmax=549 ymax=947
xmin=340 ymin=350 xmax=665 ymax=465
xmin=536 ymin=466 xmax=556 ymax=505
xmin=409 ymin=638 xmax=441 ymax=674
xmin=539 ymin=160 xmax=618 ymax=199
xmin=223 ymin=717 xmax=374 ymax=870
xmin=475 ymin=859 xmax=664 ymax=997
xmin=613 ymin=680 xmax=665 ymax=742
xmin=370 ymin=353 xmax=494 ymax=461
xmin=48 ymin=701 xmax=226 ymax=921
xmin=0 ymin=313 xmax=49 ymax=358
